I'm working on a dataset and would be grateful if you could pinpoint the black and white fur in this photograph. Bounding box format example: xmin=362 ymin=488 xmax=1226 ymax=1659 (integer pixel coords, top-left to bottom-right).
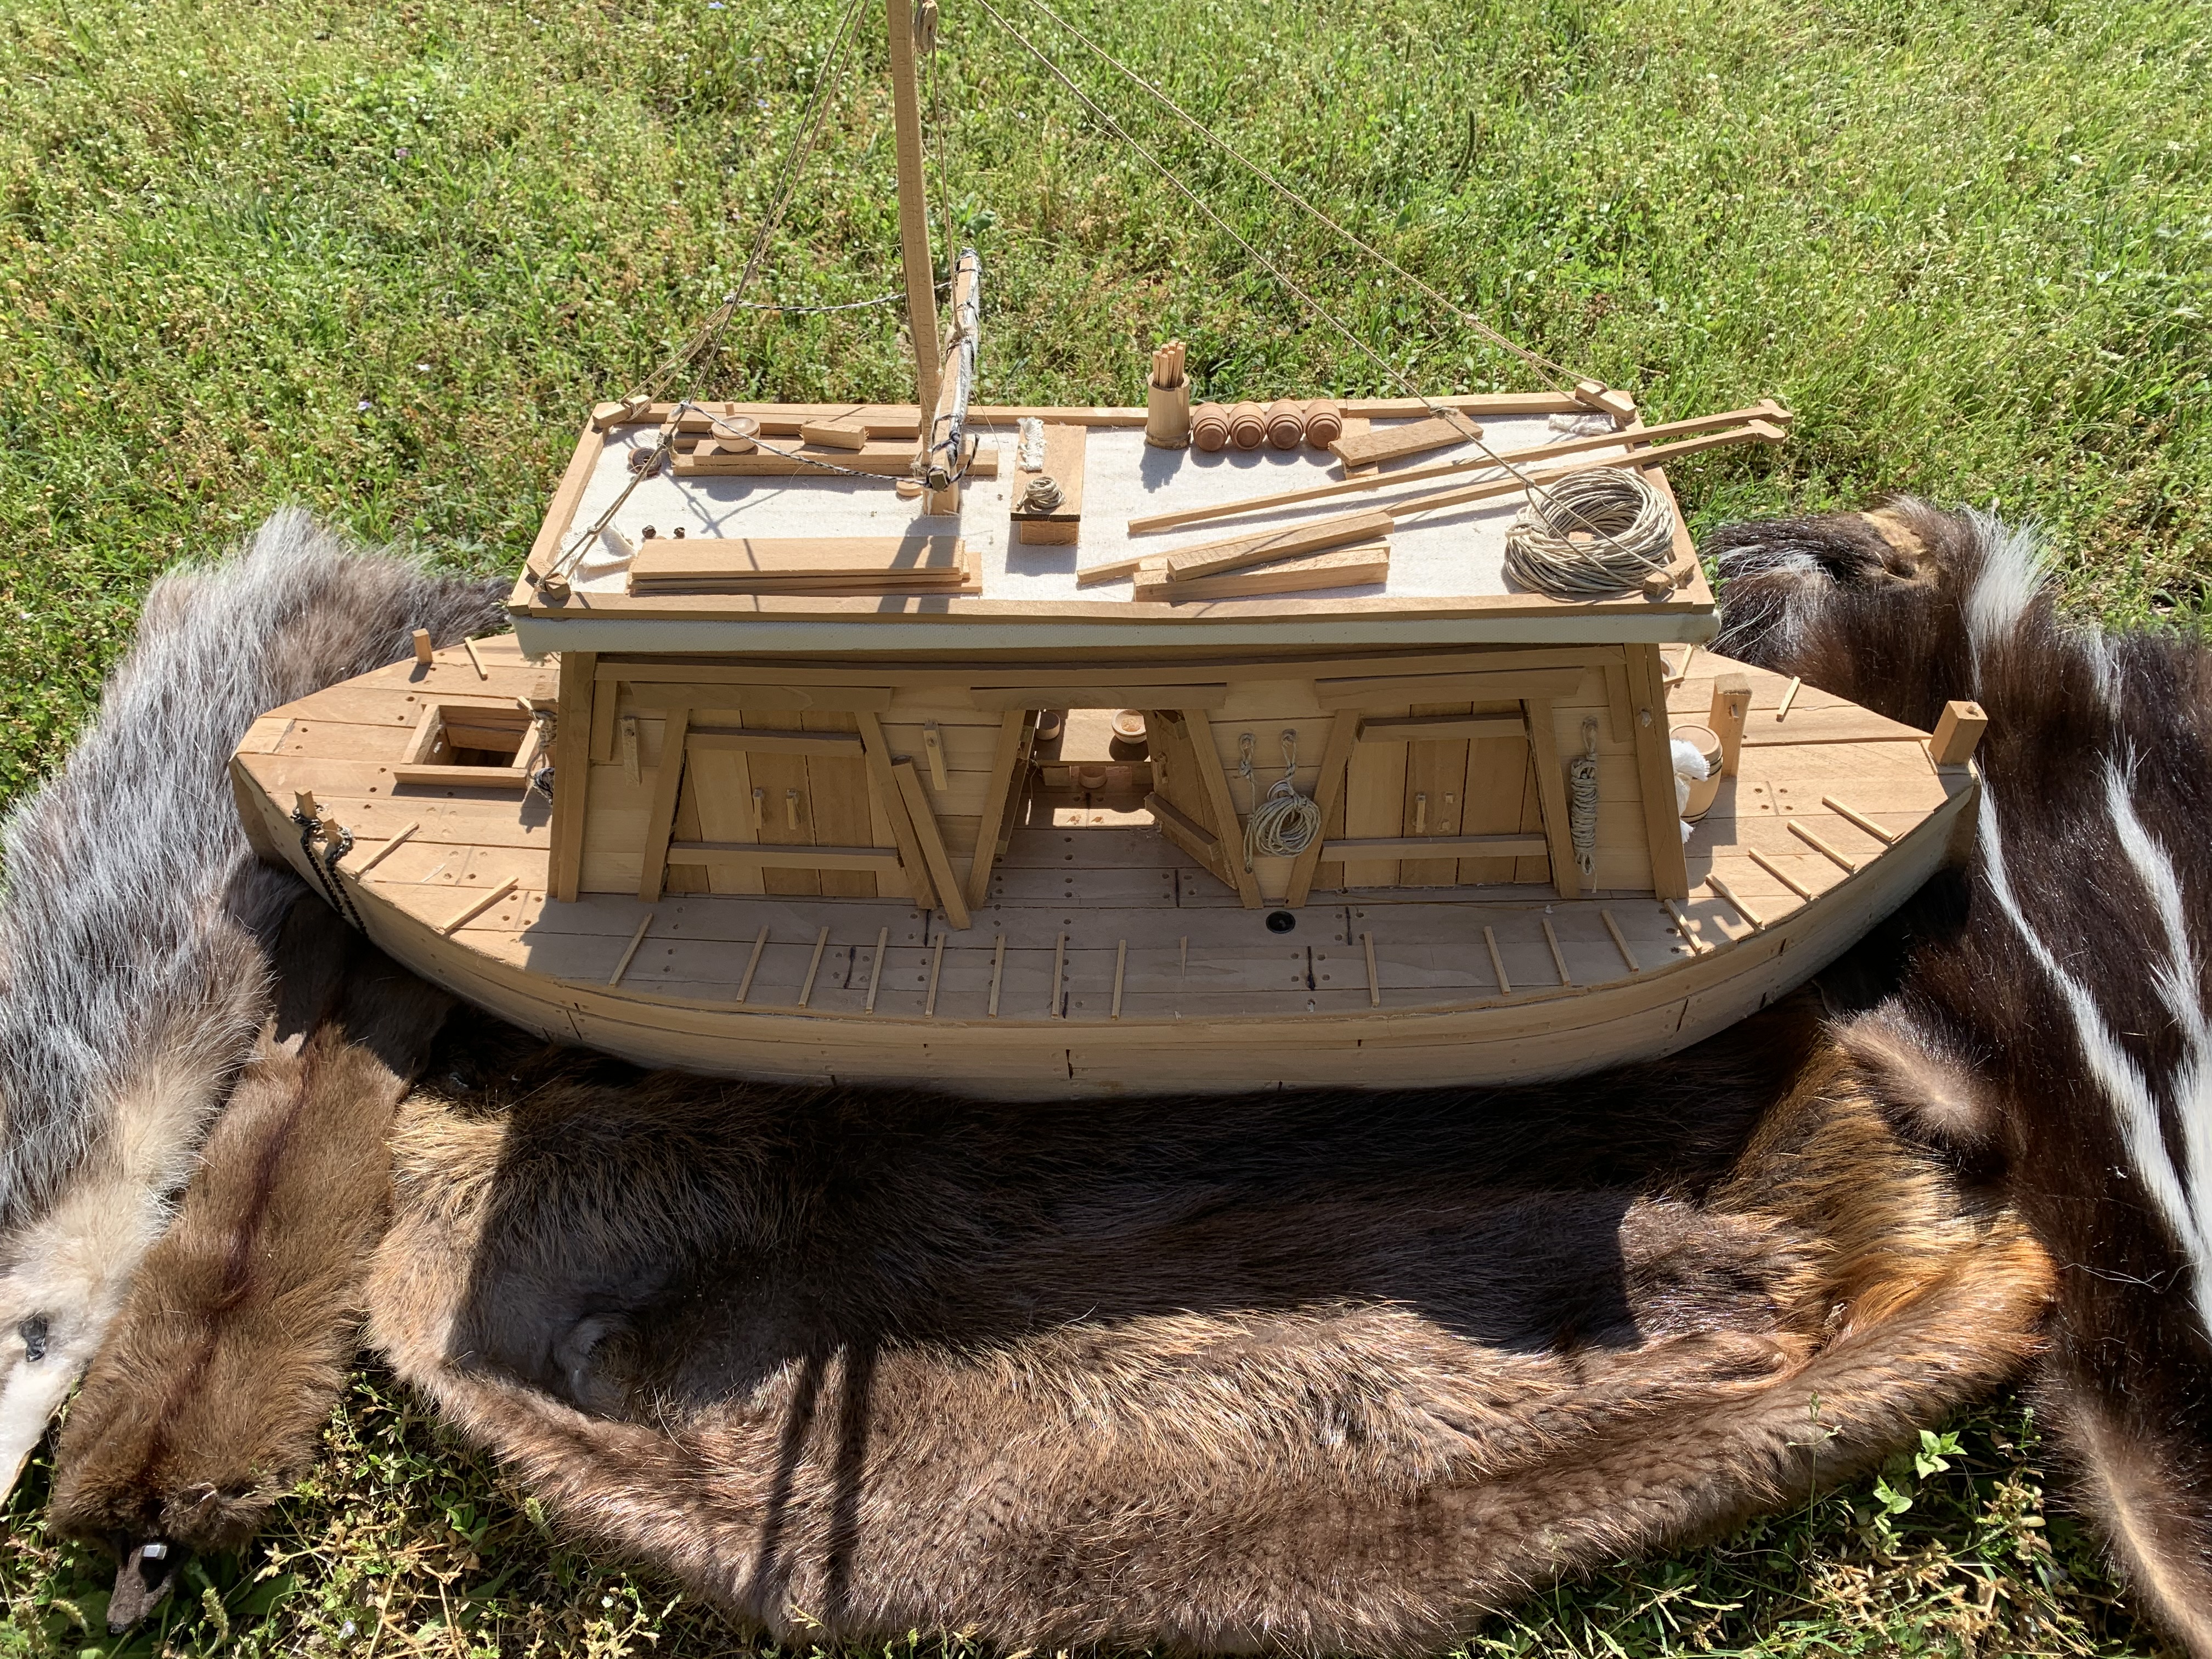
xmin=1712 ymin=500 xmax=2212 ymax=1654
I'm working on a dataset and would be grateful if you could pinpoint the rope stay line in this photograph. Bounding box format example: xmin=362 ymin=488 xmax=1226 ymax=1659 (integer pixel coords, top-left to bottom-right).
xmin=1012 ymin=0 xmax=1588 ymax=394
xmin=541 ymin=0 xmax=875 ymax=586
xmin=967 ymin=0 xmax=1659 ymax=572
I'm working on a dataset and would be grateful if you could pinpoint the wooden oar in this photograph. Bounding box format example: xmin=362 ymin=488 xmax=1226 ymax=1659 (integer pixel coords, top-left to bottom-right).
xmin=1076 ymin=420 xmax=1787 ymax=588
xmin=1124 ymin=398 xmax=1792 ymax=537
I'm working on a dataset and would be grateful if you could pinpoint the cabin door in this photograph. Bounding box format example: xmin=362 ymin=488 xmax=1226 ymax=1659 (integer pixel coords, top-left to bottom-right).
xmin=1322 ymin=698 xmax=1576 ymax=897
xmin=666 ymin=710 xmax=893 ymax=899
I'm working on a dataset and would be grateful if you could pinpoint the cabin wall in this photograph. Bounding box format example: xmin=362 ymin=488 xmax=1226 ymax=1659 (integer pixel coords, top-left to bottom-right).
xmin=566 ymin=651 xmax=1668 ymax=909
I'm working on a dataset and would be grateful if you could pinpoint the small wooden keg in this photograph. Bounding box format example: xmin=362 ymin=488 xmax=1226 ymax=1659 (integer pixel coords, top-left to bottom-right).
xmin=1227 ymin=402 xmax=1267 ymax=450
xmin=1265 ymin=399 xmax=1305 ymax=449
xmin=1302 ymin=398 xmax=1344 ymax=447
xmin=1191 ymin=403 xmax=1231 ymax=452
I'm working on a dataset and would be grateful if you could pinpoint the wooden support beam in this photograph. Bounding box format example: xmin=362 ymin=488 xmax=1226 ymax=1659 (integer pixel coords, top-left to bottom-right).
xmin=1362 ymin=932 xmax=1380 ymax=1006
xmin=964 ymin=710 xmax=1034 ymax=909
xmin=1284 ymin=709 xmax=1361 ymax=909
xmin=736 ymin=927 xmax=769 ymax=1003
xmin=1329 ymin=414 xmax=1475 ymax=471
xmin=1625 ymin=644 xmax=1690 ymax=900
xmin=892 ymin=756 xmax=973 ymax=930
xmin=548 ymin=651 xmax=597 ymax=902
xmin=1181 ymin=708 xmax=1262 ymax=908
xmin=798 ymin=926 xmax=830 ymax=1008
xmin=1789 ymin=820 xmax=1860 ymax=873
xmin=855 ymin=710 xmax=936 ymax=913
xmin=1522 ymin=698 xmax=1581 ymax=901
xmin=1822 ymin=796 xmax=1899 ymax=845
xmin=635 ymin=703 xmax=690 ymax=902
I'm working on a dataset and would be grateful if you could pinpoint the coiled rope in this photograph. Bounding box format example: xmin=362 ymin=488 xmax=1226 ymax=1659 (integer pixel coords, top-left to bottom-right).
xmin=1568 ymin=719 xmax=1601 ymax=881
xmin=1504 ymin=467 xmax=1678 ymax=598
xmin=1239 ymin=730 xmax=1322 ymax=870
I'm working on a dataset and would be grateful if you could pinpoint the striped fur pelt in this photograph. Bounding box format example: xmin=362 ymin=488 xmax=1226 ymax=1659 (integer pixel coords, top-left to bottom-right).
xmin=47 ymin=899 xmax=451 ymax=1630
xmin=366 ymin=999 xmax=2052 ymax=1655
xmin=1710 ymin=500 xmax=2212 ymax=1655
xmin=0 ymin=510 xmax=502 ymax=1494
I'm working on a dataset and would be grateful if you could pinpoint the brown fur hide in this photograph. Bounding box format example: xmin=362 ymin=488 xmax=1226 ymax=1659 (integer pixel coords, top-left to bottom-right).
xmin=366 ymin=1001 xmax=2050 ymax=1654
xmin=1709 ymin=501 xmax=2212 ymax=1657
xmin=47 ymin=899 xmax=451 ymax=1628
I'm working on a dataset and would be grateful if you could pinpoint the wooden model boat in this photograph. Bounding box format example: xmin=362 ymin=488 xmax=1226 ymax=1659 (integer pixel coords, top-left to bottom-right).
xmin=228 ymin=5 xmax=1985 ymax=1097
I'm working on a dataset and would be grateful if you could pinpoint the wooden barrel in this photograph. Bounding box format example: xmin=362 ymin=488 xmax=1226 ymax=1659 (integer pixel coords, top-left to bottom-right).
xmin=1227 ymin=402 xmax=1266 ymax=450
xmin=1191 ymin=403 xmax=1231 ymax=452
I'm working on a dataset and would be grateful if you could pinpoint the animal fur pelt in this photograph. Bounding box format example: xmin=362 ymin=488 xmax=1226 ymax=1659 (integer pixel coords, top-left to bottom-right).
xmin=46 ymin=898 xmax=452 ymax=1630
xmin=1709 ymin=500 xmax=2212 ymax=1656
xmin=0 ymin=509 xmax=503 ymax=1494
xmin=366 ymin=1000 xmax=2051 ymax=1654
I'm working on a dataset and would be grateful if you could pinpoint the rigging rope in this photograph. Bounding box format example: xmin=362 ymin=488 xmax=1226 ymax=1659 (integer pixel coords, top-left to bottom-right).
xmin=967 ymin=0 xmax=1645 ymax=560
xmin=540 ymin=0 xmax=877 ymax=588
xmin=1013 ymin=0 xmax=1585 ymax=393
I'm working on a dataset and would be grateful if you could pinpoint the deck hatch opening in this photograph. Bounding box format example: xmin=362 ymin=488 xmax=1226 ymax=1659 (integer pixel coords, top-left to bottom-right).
xmin=393 ymin=702 xmax=540 ymax=790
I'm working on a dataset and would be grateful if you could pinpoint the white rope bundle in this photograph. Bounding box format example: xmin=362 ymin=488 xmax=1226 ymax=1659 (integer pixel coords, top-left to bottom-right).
xmin=1239 ymin=731 xmax=1321 ymax=869
xmin=1569 ymin=719 xmax=1601 ymax=879
xmin=1504 ymin=468 xmax=1678 ymax=597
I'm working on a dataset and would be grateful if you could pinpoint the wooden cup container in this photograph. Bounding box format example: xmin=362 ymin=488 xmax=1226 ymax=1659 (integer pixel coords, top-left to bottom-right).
xmin=1192 ymin=402 xmax=1231 ymax=452
xmin=1265 ymin=399 xmax=1305 ymax=450
xmin=1227 ymin=402 xmax=1267 ymax=450
xmin=1146 ymin=379 xmax=1192 ymax=448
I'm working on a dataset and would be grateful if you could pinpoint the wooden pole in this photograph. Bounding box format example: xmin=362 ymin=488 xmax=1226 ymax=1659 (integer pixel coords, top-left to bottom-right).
xmin=887 ymin=0 xmax=940 ymax=415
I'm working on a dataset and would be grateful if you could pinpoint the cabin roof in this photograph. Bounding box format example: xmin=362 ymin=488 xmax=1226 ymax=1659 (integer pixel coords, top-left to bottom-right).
xmin=509 ymin=398 xmax=1719 ymax=660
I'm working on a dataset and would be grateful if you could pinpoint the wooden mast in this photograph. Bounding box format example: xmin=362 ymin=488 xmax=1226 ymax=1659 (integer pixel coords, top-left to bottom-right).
xmin=887 ymin=0 xmax=941 ymax=414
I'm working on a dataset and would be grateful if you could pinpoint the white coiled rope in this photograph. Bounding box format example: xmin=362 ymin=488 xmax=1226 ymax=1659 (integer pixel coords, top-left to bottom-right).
xmin=1239 ymin=730 xmax=1322 ymax=870
xmin=1504 ymin=468 xmax=1678 ymax=597
xmin=1569 ymin=718 xmax=1600 ymax=880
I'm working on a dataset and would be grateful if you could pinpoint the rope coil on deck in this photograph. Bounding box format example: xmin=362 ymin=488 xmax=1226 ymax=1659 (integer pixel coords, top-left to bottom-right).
xmin=1504 ymin=468 xmax=1678 ymax=597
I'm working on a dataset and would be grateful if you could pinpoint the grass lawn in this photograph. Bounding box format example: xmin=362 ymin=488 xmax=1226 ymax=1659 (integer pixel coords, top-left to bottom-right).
xmin=1 ymin=0 xmax=2207 ymax=1651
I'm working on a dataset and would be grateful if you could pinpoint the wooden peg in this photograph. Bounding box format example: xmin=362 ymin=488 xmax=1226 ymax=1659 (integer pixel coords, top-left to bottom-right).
xmin=462 ymin=637 xmax=488 ymax=680
xmin=292 ymin=790 xmax=319 ymax=824
xmin=1362 ymin=930 xmax=1380 ymax=1007
xmin=785 ymin=788 xmax=802 ymax=831
xmin=620 ymin=714 xmax=641 ymax=785
xmin=589 ymin=394 xmax=652 ymax=430
xmin=1775 ymin=676 xmax=1802 ymax=721
xmin=1483 ymin=926 xmax=1512 ymax=995
xmin=1708 ymin=672 xmax=1752 ymax=777
xmin=411 ymin=628 xmax=433 ymax=666
xmin=736 ymin=926 xmax=769 ymax=1003
xmin=1931 ymin=699 xmax=1988 ymax=766
xmin=923 ymin=722 xmax=949 ymax=789
xmin=751 ymin=786 xmax=765 ymax=830
xmin=798 ymin=926 xmax=830 ymax=1008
